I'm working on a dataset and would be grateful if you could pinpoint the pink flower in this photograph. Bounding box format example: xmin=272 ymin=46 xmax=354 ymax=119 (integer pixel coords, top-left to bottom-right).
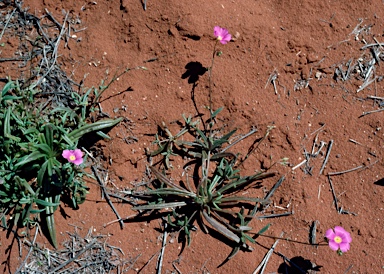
xmin=325 ymin=226 xmax=352 ymax=253
xmin=62 ymin=149 xmax=83 ymax=165
xmin=214 ymin=26 xmax=231 ymax=44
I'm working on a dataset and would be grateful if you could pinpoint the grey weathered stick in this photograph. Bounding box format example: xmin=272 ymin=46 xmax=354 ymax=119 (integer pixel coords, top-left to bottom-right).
xmin=91 ymin=165 xmax=124 ymax=229
xmin=344 ymin=264 xmax=354 ymax=273
xmin=44 ymin=8 xmax=64 ymax=29
xmin=238 ymin=125 xmax=274 ymax=167
xmin=172 ymin=261 xmax=182 ymax=274
xmin=371 ymin=47 xmax=381 ymax=65
xmin=31 ymin=11 xmax=69 ymax=89
xmin=14 ymin=226 xmax=39 ymax=274
xmin=156 ymin=223 xmax=168 ymax=274
xmin=0 ymin=56 xmax=30 ymax=62
xmin=310 ymin=133 xmax=319 ymax=156
xmin=220 ymin=127 xmax=257 ymax=153
xmin=309 ymin=220 xmax=318 ymax=245
xmin=265 ymin=71 xmax=279 ymax=95
xmin=346 ymin=58 xmax=355 ymax=79
xmin=310 ymin=123 xmax=325 ymax=135
xmin=292 ymin=159 xmax=307 ymax=171
xmin=359 ymin=107 xmax=384 ymax=118
xmin=367 ymin=95 xmax=384 ymax=100
xmin=252 ymin=232 xmax=283 ymax=274
xmin=0 ymin=8 xmax=17 ymax=41
xmin=319 ymin=140 xmax=333 ymax=175
xmin=357 ymin=76 xmax=377 ymax=93
xmin=108 ymin=192 xmax=137 ymax=205
xmin=264 ymin=176 xmax=285 ymax=200
xmin=328 ymin=165 xmax=365 ymax=176
xmin=202 ymin=210 xmax=241 ymax=244
xmin=361 ymin=42 xmax=384 ymax=49
xmin=138 ymin=252 xmax=159 ymax=273
xmin=256 ymin=211 xmax=293 ymax=219
xmin=48 ymin=239 xmax=97 ymax=273
xmin=363 ymin=59 xmax=375 ymax=81
xmin=327 ymin=175 xmax=339 ymax=212
xmin=349 ymin=139 xmax=364 ymax=146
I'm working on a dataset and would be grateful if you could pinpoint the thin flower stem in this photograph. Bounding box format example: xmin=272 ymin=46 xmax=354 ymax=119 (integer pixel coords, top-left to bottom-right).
xmin=208 ymin=40 xmax=219 ymax=117
xmin=250 ymin=232 xmax=328 ymax=246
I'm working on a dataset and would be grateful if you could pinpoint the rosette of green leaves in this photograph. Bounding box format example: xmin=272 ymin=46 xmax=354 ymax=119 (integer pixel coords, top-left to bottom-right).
xmin=133 ymin=108 xmax=275 ymax=259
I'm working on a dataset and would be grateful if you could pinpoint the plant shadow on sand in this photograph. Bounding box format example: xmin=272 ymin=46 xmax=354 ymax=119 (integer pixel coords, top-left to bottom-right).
xmin=277 ymin=256 xmax=322 ymax=273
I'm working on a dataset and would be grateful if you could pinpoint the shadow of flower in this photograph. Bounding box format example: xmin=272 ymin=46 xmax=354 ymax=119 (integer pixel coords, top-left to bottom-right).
xmin=181 ymin=61 xmax=207 ymax=84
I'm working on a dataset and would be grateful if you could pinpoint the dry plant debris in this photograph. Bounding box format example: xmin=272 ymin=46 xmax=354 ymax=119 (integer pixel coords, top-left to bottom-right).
xmin=18 ymin=228 xmax=135 ymax=274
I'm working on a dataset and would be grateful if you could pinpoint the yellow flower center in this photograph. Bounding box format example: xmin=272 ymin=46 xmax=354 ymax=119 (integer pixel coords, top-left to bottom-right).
xmin=217 ymin=35 xmax=222 ymax=41
xmin=69 ymin=155 xmax=76 ymax=161
xmin=334 ymin=236 xmax=342 ymax=244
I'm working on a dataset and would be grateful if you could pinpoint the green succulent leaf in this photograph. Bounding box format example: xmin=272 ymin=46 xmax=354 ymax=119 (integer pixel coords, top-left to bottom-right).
xmin=35 ymin=198 xmax=60 ymax=207
xmin=257 ymin=223 xmax=271 ymax=235
xmin=68 ymin=117 xmax=123 ymax=141
xmin=15 ymin=151 xmax=45 ymax=168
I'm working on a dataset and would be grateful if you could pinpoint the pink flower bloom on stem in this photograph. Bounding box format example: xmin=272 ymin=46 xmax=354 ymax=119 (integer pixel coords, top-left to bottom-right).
xmin=62 ymin=149 xmax=83 ymax=165
xmin=214 ymin=26 xmax=231 ymax=44
xmin=325 ymin=226 xmax=352 ymax=253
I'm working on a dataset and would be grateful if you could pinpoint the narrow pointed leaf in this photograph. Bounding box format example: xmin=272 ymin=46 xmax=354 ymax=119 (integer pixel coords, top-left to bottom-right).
xmin=202 ymin=210 xmax=240 ymax=243
xmin=68 ymin=117 xmax=123 ymax=141
xmin=15 ymin=151 xmax=45 ymax=168
xmin=45 ymin=197 xmax=57 ymax=248
xmin=132 ymin=201 xmax=187 ymax=211
xmin=149 ymin=166 xmax=187 ymax=192
xmin=257 ymin=223 xmax=271 ymax=235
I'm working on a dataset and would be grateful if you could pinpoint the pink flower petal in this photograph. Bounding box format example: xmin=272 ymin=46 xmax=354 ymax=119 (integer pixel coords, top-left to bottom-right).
xmin=325 ymin=228 xmax=335 ymax=240
xmin=343 ymin=231 xmax=352 ymax=243
xmin=219 ymin=36 xmax=231 ymax=44
xmin=340 ymin=233 xmax=351 ymax=244
xmin=334 ymin=226 xmax=346 ymax=235
xmin=214 ymin=26 xmax=221 ymax=37
xmin=339 ymin=242 xmax=350 ymax=252
xmin=62 ymin=149 xmax=72 ymax=159
xmin=63 ymin=149 xmax=83 ymax=165
xmin=223 ymin=33 xmax=231 ymax=42
xmin=328 ymin=240 xmax=339 ymax=251
xmin=73 ymin=149 xmax=83 ymax=159
xmin=214 ymin=26 xmax=231 ymax=44
xmin=73 ymin=157 xmax=84 ymax=165
xmin=220 ymin=28 xmax=228 ymax=37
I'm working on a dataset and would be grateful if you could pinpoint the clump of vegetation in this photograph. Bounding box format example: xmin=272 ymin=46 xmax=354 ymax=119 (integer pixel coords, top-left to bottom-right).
xmin=0 ymin=79 xmax=122 ymax=247
xmin=132 ymin=107 xmax=278 ymax=259
xmin=0 ymin=2 xmax=129 ymax=248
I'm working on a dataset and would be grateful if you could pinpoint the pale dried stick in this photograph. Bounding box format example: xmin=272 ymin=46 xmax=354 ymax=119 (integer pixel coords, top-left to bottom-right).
xmin=156 ymin=223 xmax=168 ymax=274
xmin=327 ymin=175 xmax=339 ymax=212
xmin=14 ymin=226 xmax=40 ymax=274
xmin=319 ymin=140 xmax=333 ymax=175
xmin=328 ymin=165 xmax=365 ymax=176
xmin=91 ymin=165 xmax=124 ymax=229
xmin=0 ymin=8 xmax=17 ymax=41
xmin=252 ymin=233 xmax=283 ymax=274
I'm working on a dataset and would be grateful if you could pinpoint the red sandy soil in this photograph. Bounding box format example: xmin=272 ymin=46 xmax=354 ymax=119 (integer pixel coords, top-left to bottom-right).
xmin=1 ymin=0 xmax=384 ymax=273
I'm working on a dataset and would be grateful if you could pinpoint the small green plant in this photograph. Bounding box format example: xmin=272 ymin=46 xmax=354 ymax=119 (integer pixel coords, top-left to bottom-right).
xmin=134 ymin=108 xmax=276 ymax=259
xmin=0 ymin=79 xmax=122 ymax=247
xmin=127 ymin=26 xmax=282 ymax=260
